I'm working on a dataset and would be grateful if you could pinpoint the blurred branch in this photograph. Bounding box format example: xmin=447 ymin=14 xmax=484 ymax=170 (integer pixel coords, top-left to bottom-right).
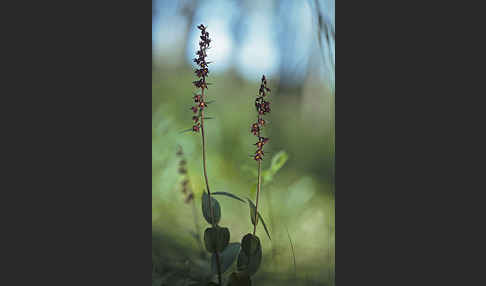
xmin=311 ymin=0 xmax=335 ymax=82
xmin=178 ymin=0 xmax=197 ymax=63
xmin=275 ymin=0 xmax=312 ymax=95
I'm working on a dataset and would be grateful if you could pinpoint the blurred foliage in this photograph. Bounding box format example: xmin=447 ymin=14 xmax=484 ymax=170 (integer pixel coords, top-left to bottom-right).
xmin=152 ymin=66 xmax=334 ymax=285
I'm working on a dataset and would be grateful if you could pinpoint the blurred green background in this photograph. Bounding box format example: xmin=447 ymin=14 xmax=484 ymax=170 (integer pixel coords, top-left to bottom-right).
xmin=153 ymin=1 xmax=334 ymax=285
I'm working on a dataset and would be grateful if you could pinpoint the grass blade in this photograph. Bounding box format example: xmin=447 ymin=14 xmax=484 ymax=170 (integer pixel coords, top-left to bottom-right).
xmin=286 ymin=226 xmax=296 ymax=276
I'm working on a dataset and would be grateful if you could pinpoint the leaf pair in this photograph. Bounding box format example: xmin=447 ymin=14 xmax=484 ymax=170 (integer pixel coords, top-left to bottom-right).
xmin=241 ymin=234 xmax=260 ymax=256
xmin=202 ymin=191 xmax=270 ymax=280
xmin=204 ymin=226 xmax=229 ymax=253
xmin=237 ymin=233 xmax=262 ymax=277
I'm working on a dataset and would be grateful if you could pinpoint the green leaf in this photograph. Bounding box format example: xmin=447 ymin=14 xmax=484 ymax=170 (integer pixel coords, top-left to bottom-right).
xmin=241 ymin=234 xmax=260 ymax=256
xmin=247 ymin=199 xmax=258 ymax=226
xmin=212 ymin=192 xmax=245 ymax=203
xmin=216 ymin=227 xmax=230 ymax=252
xmin=258 ymin=212 xmax=271 ymax=241
xmin=237 ymin=239 xmax=262 ymax=276
xmin=269 ymin=150 xmax=288 ymax=175
xmin=211 ymin=242 xmax=241 ymax=275
xmin=204 ymin=226 xmax=229 ymax=253
xmin=202 ymin=191 xmax=221 ymax=225
xmin=204 ymin=227 xmax=217 ymax=253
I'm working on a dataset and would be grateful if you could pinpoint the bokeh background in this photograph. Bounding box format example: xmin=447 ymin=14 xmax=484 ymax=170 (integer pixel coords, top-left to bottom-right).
xmin=152 ymin=0 xmax=334 ymax=285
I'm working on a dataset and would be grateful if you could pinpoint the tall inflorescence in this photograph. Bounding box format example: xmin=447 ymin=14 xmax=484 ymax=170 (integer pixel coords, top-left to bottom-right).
xmin=189 ymin=24 xmax=227 ymax=286
xmin=251 ymin=75 xmax=271 ymax=161
xmin=191 ymin=24 xmax=211 ymax=133
xmin=227 ymin=75 xmax=273 ymax=286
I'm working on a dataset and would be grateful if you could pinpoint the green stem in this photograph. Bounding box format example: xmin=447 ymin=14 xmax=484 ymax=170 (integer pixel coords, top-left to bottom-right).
xmin=253 ymin=160 xmax=261 ymax=235
xmin=253 ymin=112 xmax=263 ymax=235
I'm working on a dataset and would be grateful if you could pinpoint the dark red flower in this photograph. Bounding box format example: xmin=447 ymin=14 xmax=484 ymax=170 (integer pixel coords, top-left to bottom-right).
xmin=199 ymin=101 xmax=207 ymax=110
xmin=251 ymin=75 xmax=271 ymax=160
